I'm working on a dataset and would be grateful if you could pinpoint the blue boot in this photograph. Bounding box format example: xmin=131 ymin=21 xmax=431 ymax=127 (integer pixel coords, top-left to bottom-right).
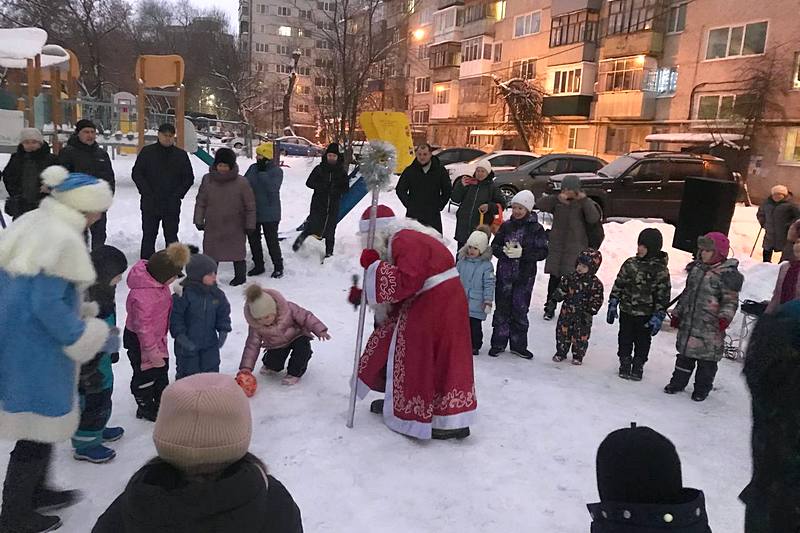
xmin=73 ymin=445 xmax=116 ymax=464
xmin=102 ymin=427 xmax=124 ymax=442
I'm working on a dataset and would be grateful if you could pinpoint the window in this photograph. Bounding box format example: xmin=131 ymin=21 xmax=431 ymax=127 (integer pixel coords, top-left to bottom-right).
xmin=414 ymin=77 xmax=431 ymax=93
xmin=255 ymin=42 xmax=268 ymax=53
xmin=317 ymin=20 xmax=336 ymax=31
xmin=296 ymin=85 xmax=311 ymax=95
xmin=256 ymin=62 xmax=264 ymax=72
xmin=464 ymin=4 xmax=487 ymax=24
xmin=276 ymin=64 xmax=293 ymax=74
xmin=298 ymin=28 xmax=305 ymax=37
xmin=628 ymin=160 xmax=667 ymax=182
xmin=511 ymin=59 xmax=536 ymax=80
xmin=670 ymin=160 xmax=704 ymax=180
xmin=316 ymin=40 xmax=332 ymax=49
xmin=461 ymin=37 xmax=485 ymax=62
xmin=277 ymin=45 xmax=289 ymax=55
xmin=297 ymin=67 xmax=311 ymax=76
xmin=550 ymin=10 xmax=598 ymax=48
xmin=434 ymin=85 xmax=450 ymax=104
xmin=706 ymin=22 xmax=767 ymax=60
xmin=257 ymin=4 xmax=266 ymax=14
xmin=568 ymin=127 xmax=591 ymax=151
xmin=514 ymin=11 xmax=541 ymax=38
xmin=317 ymin=2 xmax=334 ymax=11
xmin=430 ymin=45 xmax=460 ymax=68
xmin=695 ymin=93 xmax=757 ymax=120
xmin=666 ymin=3 xmax=687 ymax=33
xmin=646 ymin=67 xmax=678 ymax=96
xmin=793 ymin=52 xmax=800 ymax=89
xmin=607 ymin=0 xmax=658 ymax=35
xmin=493 ymin=42 xmax=502 ymax=62
xmin=574 ymin=159 xmax=602 ymax=173
xmin=598 ymin=57 xmax=645 ymax=92
xmin=493 ymin=0 xmax=506 ymax=20
xmin=259 ymin=24 xmax=265 ymax=33
xmin=412 ymin=109 xmax=430 ymax=124
xmin=542 ymin=126 xmax=553 ymax=149
xmin=783 ymin=129 xmax=800 ymax=163
xmin=299 ymin=9 xmax=312 ymax=20
xmin=417 ymin=43 xmax=430 ymax=60
xmin=605 ymin=126 xmax=633 ymax=154
xmin=277 ymin=6 xmax=291 ymax=16
xmin=552 ymin=67 xmax=582 ymax=95
xmin=296 ymin=104 xmax=310 ymax=113
xmin=315 ymin=58 xmax=334 ymax=68
xmin=434 ymin=7 xmax=462 ymax=36
xmin=278 ymin=26 xmax=292 ymax=37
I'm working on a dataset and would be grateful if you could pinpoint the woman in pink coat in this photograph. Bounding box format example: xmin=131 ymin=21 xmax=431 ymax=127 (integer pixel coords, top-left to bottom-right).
xmin=237 ymin=284 xmax=330 ymax=387
xmin=124 ymin=243 xmax=190 ymax=421
xmin=194 ymin=148 xmax=256 ymax=287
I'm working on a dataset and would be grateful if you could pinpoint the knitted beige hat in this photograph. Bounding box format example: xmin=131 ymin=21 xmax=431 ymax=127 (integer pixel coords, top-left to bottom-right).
xmin=246 ymin=284 xmax=277 ymax=319
xmin=153 ymin=373 xmax=252 ymax=474
xmin=771 ymin=184 xmax=789 ymax=197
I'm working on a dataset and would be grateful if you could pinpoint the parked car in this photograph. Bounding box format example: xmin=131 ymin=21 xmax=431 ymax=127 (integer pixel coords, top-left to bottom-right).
xmin=493 ymin=153 xmax=606 ymax=204
xmin=433 ymin=147 xmax=486 ymax=166
xmin=446 ymin=150 xmax=539 ymax=182
xmin=548 ymin=151 xmax=739 ymax=224
xmin=276 ymin=135 xmax=324 ymax=156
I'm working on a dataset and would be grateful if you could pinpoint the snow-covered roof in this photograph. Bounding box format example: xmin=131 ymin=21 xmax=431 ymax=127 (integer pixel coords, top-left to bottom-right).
xmin=645 ymin=133 xmax=744 ymax=144
xmin=0 ymin=28 xmax=47 ymax=59
xmin=0 ymin=45 xmax=71 ymax=70
xmin=469 ymin=129 xmax=518 ymax=136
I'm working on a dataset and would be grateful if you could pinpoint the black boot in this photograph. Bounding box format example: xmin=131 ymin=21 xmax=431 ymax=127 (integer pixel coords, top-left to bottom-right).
xmin=248 ymin=264 xmax=265 ymax=276
xmin=230 ymin=261 xmax=247 ymax=286
xmin=630 ymin=360 xmax=644 ymax=381
xmin=32 ymin=457 xmax=80 ymax=513
xmin=432 ymin=427 xmax=470 ymax=440
xmin=271 ymin=269 xmax=284 ymax=279
xmin=543 ymin=300 xmax=556 ymax=321
xmin=618 ymin=357 xmax=632 ymax=379
xmin=292 ymin=233 xmax=306 ymax=252
xmin=0 ymin=452 xmax=62 ymax=533
xmin=370 ymin=399 xmax=384 ymax=414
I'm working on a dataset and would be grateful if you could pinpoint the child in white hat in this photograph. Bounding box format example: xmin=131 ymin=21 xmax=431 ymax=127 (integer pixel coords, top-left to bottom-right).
xmin=457 ymin=226 xmax=496 ymax=355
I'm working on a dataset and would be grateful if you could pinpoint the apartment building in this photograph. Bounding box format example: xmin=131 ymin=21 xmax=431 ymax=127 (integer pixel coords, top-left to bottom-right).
xmin=401 ymin=0 xmax=800 ymax=201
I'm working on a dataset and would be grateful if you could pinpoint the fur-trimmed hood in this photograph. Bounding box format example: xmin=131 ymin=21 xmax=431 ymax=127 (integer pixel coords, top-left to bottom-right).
xmin=0 ymin=197 xmax=95 ymax=285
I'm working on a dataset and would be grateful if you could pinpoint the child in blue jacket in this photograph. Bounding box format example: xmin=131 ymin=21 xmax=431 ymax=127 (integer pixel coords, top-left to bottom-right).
xmin=457 ymin=226 xmax=496 ymax=355
xmin=169 ymin=252 xmax=232 ymax=379
xmin=72 ymin=245 xmax=128 ymax=464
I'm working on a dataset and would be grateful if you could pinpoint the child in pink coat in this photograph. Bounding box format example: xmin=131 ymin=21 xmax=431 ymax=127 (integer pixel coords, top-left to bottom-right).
xmin=124 ymin=243 xmax=190 ymax=421
xmin=237 ymin=284 xmax=330 ymax=387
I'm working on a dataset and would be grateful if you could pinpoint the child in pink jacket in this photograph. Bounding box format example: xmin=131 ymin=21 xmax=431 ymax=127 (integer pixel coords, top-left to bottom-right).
xmin=124 ymin=243 xmax=190 ymax=421
xmin=237 ymin=284 xmax=330 ymax=387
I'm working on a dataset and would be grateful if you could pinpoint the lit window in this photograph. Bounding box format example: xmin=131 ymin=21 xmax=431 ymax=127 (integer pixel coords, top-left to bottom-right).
xmin=434 ymin=84 xmax=450 ymax=104
xmin=607 ymin=0 xmax=657 ymax=35
xmin=598 ymin=56 xmax=646 ymax=92
xmin=514 ymin=11 xmax=541 ymax=38
xmin=667 ymin=3 xmax=687 ymax=33
xmin=278 ymin=26 xmax=292 ymax=37
xmin=646 ymin=67 xmax=679 ymax=96
xmin=783 ymin=128 xmax=800 ymax=163
xmin=706 ymin=22 xmax=767 ymax=60
xmin=552 ymin=67 xmax=582 ymax=95
xmin=493 ymin=0 xmax=506 ymax=20
xmin=793 ymin=52 xmax=800 ymax=90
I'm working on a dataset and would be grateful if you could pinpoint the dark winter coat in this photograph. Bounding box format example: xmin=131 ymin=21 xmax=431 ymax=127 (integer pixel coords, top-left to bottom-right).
xmin=58 ymin=135 xmax=115 ymax=192
xmin=1 ymin=142 xmax=59 ymax=217
xmin=92 ymin=456 xmax=304 ymax=533
xmin=395 ymin=156 xmax=451 ymax=234
xmin=756 ymin=195 xmax=800 ymax=251
xmin=674 ymin=259 xmax=743 ymax=362
xmin=554 ymin=267 xmax=604 ymax=324
xmin=170 ymin=280 xmax=232 ymax=351
xmin=245 ymin=160 xmax=283 ymax=223
xmin=609 ymin=252 xmax=671 ymax=317
xmin=132 ymin=142 xmax=194 ymax=215
xmin=194 ymin=168 xmax=257 ymax=262
xmin=536 ymin=193 xmax=602 ymax=277
xmin=588 ymin=488 xmax=711 ymax=532
xmin=491 ymin=212 xmax=549 ymax=285
xmin=450 ymin=172 xmax=506 ymax=244
xmin=305 ymin=155 xmax=349 ymax=236
xmin=740 ymin=303 xmax=800 ymax=533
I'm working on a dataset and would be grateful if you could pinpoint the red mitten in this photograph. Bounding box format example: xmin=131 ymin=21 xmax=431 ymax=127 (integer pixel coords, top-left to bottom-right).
xmin=235 ymin=370 xmax=258 ymax=398
xmin=360 ymin=249 xmax=380 ymax=269
xmin=348 ymin=286 xmax=363 ymax=308
xmin=670 ymin=315 xmax=680 ymax=329
xmin=718 ymin=318 xmax=730 ymax=332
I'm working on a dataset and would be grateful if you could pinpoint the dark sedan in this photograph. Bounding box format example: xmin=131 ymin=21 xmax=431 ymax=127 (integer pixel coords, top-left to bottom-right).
xmin=433 ymin=147 xmax=486 ymax=166
xmin=493 ymin=153 xmax=606 ymax=203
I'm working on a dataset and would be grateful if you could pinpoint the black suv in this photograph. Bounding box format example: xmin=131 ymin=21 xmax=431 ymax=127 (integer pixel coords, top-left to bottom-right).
xmin=549 ymin=151 xmax=738 ymax=224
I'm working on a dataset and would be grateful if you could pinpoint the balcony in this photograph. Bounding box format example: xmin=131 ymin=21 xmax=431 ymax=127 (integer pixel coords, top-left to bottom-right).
xmin=595 ymin=91 xmax=655 ymax=119
xmin=551 ymin=0 xmax=602 ymax=16
xmin=601 ymin=30 xmax=664 ymax=59
xmin=432 ymin=66 xmax=459 ymax=83
xmin=429 ymin=42 xmax=461 ymax=70
xmin=462 ymin=16 xmax=495 ymax=39
xmin=437 ymin=0 xmax=464 ymax=8
xmin=542 ymin=95 xmax=593 ymax=117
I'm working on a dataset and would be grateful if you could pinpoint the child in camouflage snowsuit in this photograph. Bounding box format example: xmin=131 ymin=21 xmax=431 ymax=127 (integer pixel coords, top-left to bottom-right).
xmin=665 ymin=232 xmax=743 ymax=401
xmin=606 ymin=228 xmax=671 ymax=381
xmin=552 ymin=248 xmax=604 ymax=365
xmin=488 ymin=190 xmax=548 ymax=359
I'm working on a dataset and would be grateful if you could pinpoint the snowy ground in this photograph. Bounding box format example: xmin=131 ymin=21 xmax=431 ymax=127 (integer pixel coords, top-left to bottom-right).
xmin=0 ymin=152 xmax=776 ymax=532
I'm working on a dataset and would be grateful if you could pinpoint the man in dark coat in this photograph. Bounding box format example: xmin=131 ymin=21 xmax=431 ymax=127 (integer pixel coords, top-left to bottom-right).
xmin=740 ymin=300 xmax=800 ymax=532
xmin=2 ymin=128 xmax=59 ymax=219
xmin=756 ymin=184 xmax=800 ymax=262
xmin=395 ymin=143 xmax=452 ymax=234
xmin=132 ymin=123 xmax=195 ymax=259
xmin=58 ymin=119 xmax=115 ymax=250
xmin=292 ymin=143 xmax=349 ymax=258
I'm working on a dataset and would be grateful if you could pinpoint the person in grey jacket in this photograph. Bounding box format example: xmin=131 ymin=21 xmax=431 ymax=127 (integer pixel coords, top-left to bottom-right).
xmin=536 ymin=175 xmax=602 ymax=320
xmin=756 ymin=185 xmax=800 ymax=262
xmin=245 ymin=144 xmax=284 ymax=279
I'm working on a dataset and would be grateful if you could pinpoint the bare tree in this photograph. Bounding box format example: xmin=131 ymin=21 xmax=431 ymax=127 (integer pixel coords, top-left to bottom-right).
xmin=491 ymin=76 xmax=547 ymax=152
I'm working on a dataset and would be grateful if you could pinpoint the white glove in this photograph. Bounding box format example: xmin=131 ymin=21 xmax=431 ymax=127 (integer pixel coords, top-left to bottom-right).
xmin=503 ymin=243 xmax=523 ymax=259
xmin=484 ymin=302 xmax=493 ymax=315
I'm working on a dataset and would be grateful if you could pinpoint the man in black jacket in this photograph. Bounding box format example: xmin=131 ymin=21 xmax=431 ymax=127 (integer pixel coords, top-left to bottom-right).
xmin=395 ymin=143 xmax=451 ymax=234
xmin=132 ymin=123 xmax=195 ymax=259
xmin=58 ymin=119 xmax=115 ymax=250
xmin=292 ymin=143 xmax=349 ymax=258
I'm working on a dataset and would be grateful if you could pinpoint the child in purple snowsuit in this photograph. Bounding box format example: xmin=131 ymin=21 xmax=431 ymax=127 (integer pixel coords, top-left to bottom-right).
xmin=489 ymin=190 xmax=548 ymax=359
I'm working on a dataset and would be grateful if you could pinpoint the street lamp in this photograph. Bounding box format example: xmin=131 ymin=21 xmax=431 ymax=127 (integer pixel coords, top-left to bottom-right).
xmin=283 ymin=49 xmax=303 ymax=130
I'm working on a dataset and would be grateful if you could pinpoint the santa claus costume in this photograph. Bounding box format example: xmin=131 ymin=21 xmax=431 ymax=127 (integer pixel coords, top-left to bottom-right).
xmin=354 ymin=205 xmax=476 ymax=440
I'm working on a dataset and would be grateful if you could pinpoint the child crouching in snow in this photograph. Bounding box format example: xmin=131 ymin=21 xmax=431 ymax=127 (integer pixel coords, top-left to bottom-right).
xmin=457 ymin=226 xmax=495 ymax=355
xmin=124 ymin=243 xmax=190 ymax=421
xmin=170 ymin=251 xmax=232 ymax=379
xmin=552 ymin=248 xmax=604 ymax=365
xmin=237 ymin=284 xmax=330 ymax=388
xmin=72 ymin=245 xmax=128 ymax=464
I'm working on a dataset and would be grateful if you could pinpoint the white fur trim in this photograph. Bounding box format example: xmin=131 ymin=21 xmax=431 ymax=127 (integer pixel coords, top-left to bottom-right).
xmin=52 ymin=181 xmax=113 ymax=213
xmin=0 ymin=407 xmax=80 ymax=443
xmin=64 ymin=318 xmax=109 ymax=363
xmin=365 ymin=260 xmax=380 ymax=305
xmin=359 ymin=216 xmax=395 ymax=234
xmin=41 ymin=165 xmax=69 ymax=187
xmin=0 ymin=198 xmax=96 ymax=284
xmin=80 ymin=301 xmax=100 ymax=319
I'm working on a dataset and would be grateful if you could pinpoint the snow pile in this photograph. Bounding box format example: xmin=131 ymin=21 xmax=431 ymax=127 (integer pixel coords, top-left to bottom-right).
xmin=0 ymin=152 xmax=773 ymax=531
